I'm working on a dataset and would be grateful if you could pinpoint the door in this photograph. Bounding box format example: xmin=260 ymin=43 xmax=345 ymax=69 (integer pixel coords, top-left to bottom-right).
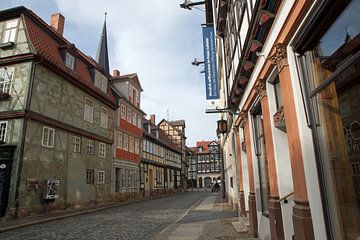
xmin=0 ymin=146 xmax=16 ymax=217
xmin=149 ymin=169 xmax=153 ymax=191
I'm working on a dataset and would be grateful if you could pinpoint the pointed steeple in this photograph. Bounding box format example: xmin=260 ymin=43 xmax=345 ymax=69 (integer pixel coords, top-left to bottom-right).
xmin=96 ymin=13 xmax=110 ymax=74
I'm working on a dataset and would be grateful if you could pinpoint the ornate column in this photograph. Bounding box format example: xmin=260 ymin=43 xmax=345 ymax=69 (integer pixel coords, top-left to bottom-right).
xmin=242 ymin=111 xmax=258 ymax=237
xmin=234 ymin=128 xmax=246 ymax=216
xmin=255 ymin=79 xmax=284 ymax=240
xmin=269 ymin=43 xmax=314 ymax=240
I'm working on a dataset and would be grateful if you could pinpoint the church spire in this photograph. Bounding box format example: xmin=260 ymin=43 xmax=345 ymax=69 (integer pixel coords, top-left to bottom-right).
xmin=96 ymin=12 xmax=110 ymax=74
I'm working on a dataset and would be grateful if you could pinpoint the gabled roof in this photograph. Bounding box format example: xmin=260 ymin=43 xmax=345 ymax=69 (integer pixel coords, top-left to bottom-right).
xmin=143 ymin=120 xmax=182 ymax=154
xmin=0 ymin=6 xmax=117 ymax=108
xmin=111 ymin=73 xmax=143 ymax=92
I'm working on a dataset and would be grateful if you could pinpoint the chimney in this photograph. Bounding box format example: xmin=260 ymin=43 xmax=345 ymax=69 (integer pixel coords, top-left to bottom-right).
xmin=113 ymin=69 xmax=120 ymax=77
xmin=150 ymin=114 xmax=155 ymax=125
xmin=51 ymin=13 xmax=65 ymax=36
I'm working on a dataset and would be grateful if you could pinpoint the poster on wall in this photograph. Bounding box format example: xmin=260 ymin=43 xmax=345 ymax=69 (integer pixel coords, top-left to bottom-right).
xmin=45 ymin=179 xmax=60 ymax=200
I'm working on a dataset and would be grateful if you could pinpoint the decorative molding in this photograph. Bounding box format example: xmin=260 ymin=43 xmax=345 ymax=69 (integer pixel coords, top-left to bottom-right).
xmin=273 ymin=106 xmax=286 ymax=132
xmin=255 ymin=79 xmax=267 ymax=99
xmin=268 ymin=43 xmax=288 ymax=71
xmin=240 ymin=111 xmax=248 ymax=125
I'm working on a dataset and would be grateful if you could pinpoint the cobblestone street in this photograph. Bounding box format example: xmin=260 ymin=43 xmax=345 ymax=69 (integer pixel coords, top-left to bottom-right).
xmin=0 ymin=191 xmax=242 ymax=240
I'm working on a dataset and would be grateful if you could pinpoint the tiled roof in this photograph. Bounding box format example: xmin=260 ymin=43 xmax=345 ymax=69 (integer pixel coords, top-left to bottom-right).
xmin=169 ymin=120 xmax=185 ymax=127
xmin=19 ymin=7 xmax=116 ymax=107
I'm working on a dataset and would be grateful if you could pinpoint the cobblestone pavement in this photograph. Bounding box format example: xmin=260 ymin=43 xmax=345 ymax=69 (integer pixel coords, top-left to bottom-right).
xmin=0 ymin=192 xmax=209 ymax=240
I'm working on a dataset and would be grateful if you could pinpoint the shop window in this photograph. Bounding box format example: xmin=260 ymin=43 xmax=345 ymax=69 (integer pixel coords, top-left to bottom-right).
xmin=296 ymin=1 xmax=360 ymax=238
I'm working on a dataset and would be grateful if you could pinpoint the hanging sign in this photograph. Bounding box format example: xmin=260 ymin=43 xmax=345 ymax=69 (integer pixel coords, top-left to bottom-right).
xmin=202 ymin=25 xmax=219 ymax=100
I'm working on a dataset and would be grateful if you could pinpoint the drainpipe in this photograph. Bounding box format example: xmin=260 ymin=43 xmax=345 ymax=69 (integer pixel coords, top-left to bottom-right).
xmin=14 ymin=56 xmax=41 ymax=218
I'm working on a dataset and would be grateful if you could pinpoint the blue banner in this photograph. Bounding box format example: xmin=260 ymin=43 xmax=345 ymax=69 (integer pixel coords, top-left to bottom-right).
xmin=202 ymin=26 xmax=219 ymax=100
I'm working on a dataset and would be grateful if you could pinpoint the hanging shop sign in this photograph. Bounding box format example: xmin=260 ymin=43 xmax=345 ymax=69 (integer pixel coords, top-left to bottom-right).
xmin=202 ymin=25 xmax=219 ymax=100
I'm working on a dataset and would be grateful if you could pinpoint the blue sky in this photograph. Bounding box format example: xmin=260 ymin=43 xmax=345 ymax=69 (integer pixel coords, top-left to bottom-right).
xmin=0 ymin=0 xmax=219 ymax=146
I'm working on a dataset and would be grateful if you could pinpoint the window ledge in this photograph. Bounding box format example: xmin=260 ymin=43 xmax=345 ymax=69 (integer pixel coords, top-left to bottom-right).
xmin=0 ymin=42 xmax=15 ymax=49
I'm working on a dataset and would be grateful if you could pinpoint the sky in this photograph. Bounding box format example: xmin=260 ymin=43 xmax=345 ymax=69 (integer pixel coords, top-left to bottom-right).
xmin=0 ymin=0 xmax=219 ymax=147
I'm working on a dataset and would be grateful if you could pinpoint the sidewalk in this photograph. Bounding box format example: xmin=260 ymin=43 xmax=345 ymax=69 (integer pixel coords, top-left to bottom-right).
xmin=0 ymin=193 xmax=170 ymax=233
xmin=154 ymin=192 xmax=255 ymax=240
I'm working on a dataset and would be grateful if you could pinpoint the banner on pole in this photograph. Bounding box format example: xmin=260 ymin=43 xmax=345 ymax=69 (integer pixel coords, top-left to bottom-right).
xmin=202 ymin=25 xmax=219 ymax=100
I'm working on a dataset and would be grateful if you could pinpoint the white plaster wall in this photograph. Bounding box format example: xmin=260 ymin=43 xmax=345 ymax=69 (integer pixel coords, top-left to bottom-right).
xmin=238 ymin=125 xmax=250 ymax=211
xmin=287 ymin=46 xmax=327 ymax=239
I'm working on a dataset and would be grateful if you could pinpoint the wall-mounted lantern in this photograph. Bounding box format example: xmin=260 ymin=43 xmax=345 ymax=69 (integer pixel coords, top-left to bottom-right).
xmin=217 ymin=118 xmax=228 ymax=134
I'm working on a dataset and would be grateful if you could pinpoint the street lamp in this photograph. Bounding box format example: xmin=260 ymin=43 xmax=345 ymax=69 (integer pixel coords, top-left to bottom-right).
xmin=180 ymin=0 xmax=205 ymax=10
xmin=217 ymin=118 xmax=228 ymax=134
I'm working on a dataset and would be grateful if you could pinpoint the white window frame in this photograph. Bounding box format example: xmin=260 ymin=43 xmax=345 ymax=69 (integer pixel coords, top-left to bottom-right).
xmin=100 ymin=106 xmax=108 ymax=129
xmin=65 ymin=52 xmax=75 ymax=70
xmin=98 ymin=170 xmax=105 ymax=184
xmin=116 ymin=131 xmax=123 ymax=149
xmin=129 ymin=136 xmax=134 ymax=153
xmin=87 ymin=139 xmax=95 ymax=155
xmin=123 ymin=133 xmax=128 ymax=151
xmin=137 ymin=116 xmax=142 ymax=128
xmin=132 ymin=112 xmax=137 ymax=126
xmin=2 ymin=19 xmax=18 ymax=43
xmin=120 ymin=105 xmax=126 ymax=119
xmin=72 ymin=136 xmax=81 ymax=153
xmin=127 ymin=108 xmax=132 ymax=123
xmin=0 ymin=121 xmax=7 ymax=143
xmin=42 ymin=126 xmax=55 ymax=148
xmin=135 ymin=139 xmax=140 ymax=155
xmin=84 ymin=98 xmax=94 ymax=123
xmin=0 ymin=67 xmax=14 ymax=94
xmin=99 ymin=142 xmax=106 ymax=158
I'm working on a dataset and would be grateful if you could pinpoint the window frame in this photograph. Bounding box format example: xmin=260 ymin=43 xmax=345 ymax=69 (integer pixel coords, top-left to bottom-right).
xmin=72 ymin=136 xmax=81 ymax=153
xmin=65 ymin=52 xmax=75 ymax=70
xmin=86 ymin=169 xmax=94 ymax=184
xmin=99 ymin=142 xmax=106 ymax=158
xmin=0 ymin=121 xmax=7 ymax=143
xmin=116 ymin=131 xmax=123 ymax=149
xmin=120 ymin=105 xmax=126 ymax=119
xmin=98 ymin=170 xmax=105 ymax=184
xmin=100 ymin=106 xmax=108 ymax=129
xmin=42 ymin=126 xmax=55 ymax=148
xmin=84 ymin=98 xmax=94 ymax=123
xmin=0 ymin=67 xmax=14 ymax=94
xmin=123 ymin=133 xmax=128 ymax=151
xmin=86 ymin=139 xmax=95 ymax=155
xmin=2 ymin=19 xmax=18 ymax=43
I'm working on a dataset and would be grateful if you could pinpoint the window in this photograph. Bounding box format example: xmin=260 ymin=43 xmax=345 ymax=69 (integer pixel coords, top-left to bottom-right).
xmin=65 ymin=52 xmax=75 ymax=70
xmin=123 ymin=134 xmax=128 ymax=151
xmin=99 ymin=142 xmax=106 ymax=158
xmin=351 ymin=162 xmax=360 ymax=176
xmin=100 ymin=106 xmax=108 ymax=129
xmin=87 ymin=140 xmax=94 ymax=155
xmin=0 ymin=67 xmax=14 ymax=94
xmin=42 ymin=126 xmax=55 ymax=148
xmin=129 ymin=136 xmax=134 ymax=153
xmin=2 ymin=19 xmax=18 ymax=43
xmin=72 ymin=136 xmax=81 ymax=153
xmin=135 ymin=139 xmax=140 ymax=154
xmin=116 ymin=131 xmax=122 ymax=149
xmin=84 ymin=98 xmax=94 ymax=123
xmin=137 ymin=116 xmax=142 ymax=128
xmin=127 ymin=108 xmax=132 ymax=123
xmin=120 ymin=105 xmax=126 ymax=119
xmin=86 ymin=169 xmax=94 ymax=184
xmin=0 ymin=121 xmax=7 ymax=143
xmin=98 ymin=171 xmax=105 ymax=184
xmin=272 ymin=75 xmax=283 ymax=109
xmin=132 ymin=112 xmax=137 ymax=126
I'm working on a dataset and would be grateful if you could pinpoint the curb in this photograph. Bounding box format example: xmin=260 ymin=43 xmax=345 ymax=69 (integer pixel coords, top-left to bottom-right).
xmin=0 ymin=192 xmax=185 ymax=233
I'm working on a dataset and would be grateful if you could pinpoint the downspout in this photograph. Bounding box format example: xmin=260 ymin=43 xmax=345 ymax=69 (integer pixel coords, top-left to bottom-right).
xmin=14 ymin=56 xmax=41 ymax=218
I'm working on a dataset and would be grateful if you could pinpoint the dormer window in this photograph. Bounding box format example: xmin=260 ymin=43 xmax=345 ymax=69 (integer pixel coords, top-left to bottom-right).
xmin=65 ymin=52 xmax=75 ymax=70
xmin=2 ymin=19 xmax=18 ymax=44
xmin=94 ymin=70 xmax=108 ymax=94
